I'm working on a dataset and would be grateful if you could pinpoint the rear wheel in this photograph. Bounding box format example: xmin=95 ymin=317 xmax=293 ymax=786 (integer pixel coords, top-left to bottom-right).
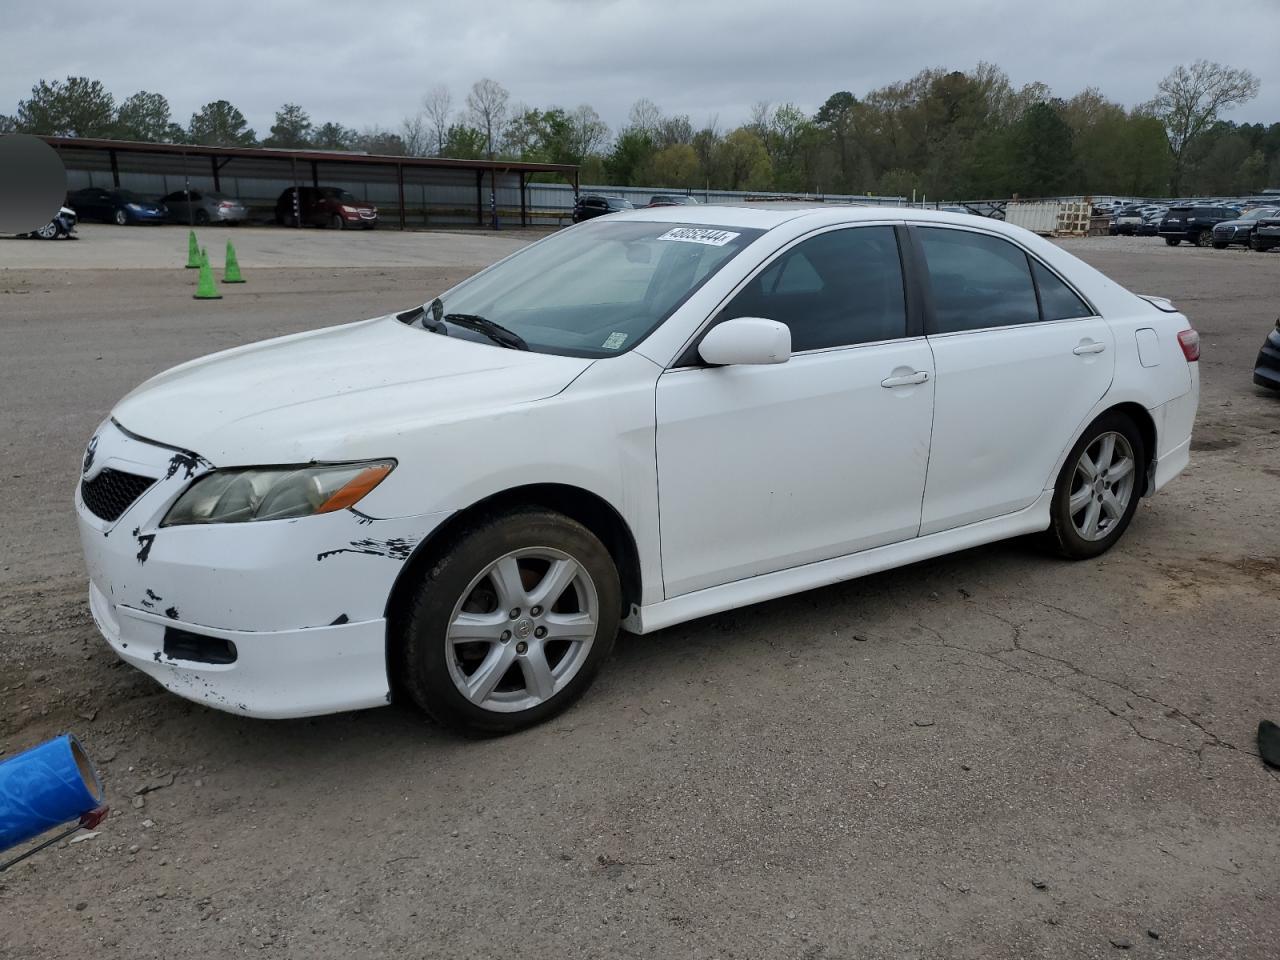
xmin=194 ymin=208 xmax=210 ymax=225
xmin=113 ymin=208 xmax=128 ymax=226
xmin=1164 ymin=237 xmax=1180 ymax=246
xmin=1212 ymin=241 xmax=1228 ymax=250
xmin=1252 ymin=236 xmax=1270 ymax=252
xmin=397 ymin=509 xmax=621 ymax=736
xmin=1047 ymin=413 xmax=1145 ymax=560
xmin=35 ymin=221 xmax=59 ymax=239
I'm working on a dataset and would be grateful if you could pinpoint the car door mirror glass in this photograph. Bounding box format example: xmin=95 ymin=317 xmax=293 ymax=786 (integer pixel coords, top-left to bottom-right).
xmin=698 ymin=317 xmax=791 ymax=366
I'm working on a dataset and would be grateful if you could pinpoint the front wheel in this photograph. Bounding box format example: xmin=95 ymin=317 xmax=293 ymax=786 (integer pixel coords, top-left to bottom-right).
xmin=1252 ymin=237 xmax=1270 ymax=252
xmin=1194 ymin=231 xmax=1212 ymax=248
xmin=113 ymin=208 xmax=129 ymax=226
xmin=1164 ymin=237 xmax=1180 ymax=246
xmin=1212 ymin=241 xmax=1228 ymax=250
xmin=330 ymin=213 xmax=346 ymax=230
xmin=35 ymin=221 xmax=59 ymax=239
xmin=397 ymin=508 xmax=621 ymax=736
xmin=1046 ymin=413 xmax=1146 ymax=560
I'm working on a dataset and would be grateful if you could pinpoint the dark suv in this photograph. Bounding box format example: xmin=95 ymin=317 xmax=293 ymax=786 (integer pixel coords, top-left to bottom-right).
xmin=1158 ymin=205 xmax=1238 ymax=247
xmin=572 ymin=195 xmax=634 ymax=223
xmin=274 ymin=186 xmax=378 ymax=229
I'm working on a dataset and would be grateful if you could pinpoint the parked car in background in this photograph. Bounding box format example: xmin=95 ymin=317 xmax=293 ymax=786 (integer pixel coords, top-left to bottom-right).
xmin=161 ymin=189 xmax=249 ymax=225
xmin=1158 ymin=205 xmax=1238 ymax=246
xmin=1137 ymin=208 xmax=1167 ymax=236
xmin=66 ymin=187 xmax=167 ymax=225
xmin=647 ymin=194 xmax=701 ymax=207
xmin=1255 ymin=317 xmax=1280 ymax=390
xmin=572 ymin=194 xmax=634 ymax=222
xmin=75 ymin=206 xmax=1199 ymax=735
xmin=22 ymin=205 xmax=77 ymax=240
xmin=1113 ymin=206 xmax=1145 ymax=235
xmin=274 ymin=186 xmax=378 ymax=229
xmin=1246 ymin=211 xmax=1280 ymax=251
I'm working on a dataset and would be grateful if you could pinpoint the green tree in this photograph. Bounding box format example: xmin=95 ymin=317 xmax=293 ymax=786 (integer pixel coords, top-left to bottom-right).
xmin=815 ymin=91 xmax=859 ymax=190
xmin=717 ymin=128 xmax=773 ymax=191
xmin=1004 ymin=101 xmax=1077 ymax=197
xmin=643 ymin=143 xmax=701 ymax=187
xmin=441 ymin=123 xmax=487 ymax=159
xmin=605 ymin=128 xmax=657 ymax=185
xmin=188 ymin=100 xmax=256 ymax=146
xmin=114 ymin=91 xmax=179 ymax=142
xmin=16 ymin=76 xmax=115 ymax=137
xmin=311 ymin=122 xmax=354 ymax=150
xmin=264 ymin=103 xmax=312 ymax=148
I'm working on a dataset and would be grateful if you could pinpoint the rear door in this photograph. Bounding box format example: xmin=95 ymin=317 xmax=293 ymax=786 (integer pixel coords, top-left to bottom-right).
xmin=910 ymin=225 xmax=1114 ymax=535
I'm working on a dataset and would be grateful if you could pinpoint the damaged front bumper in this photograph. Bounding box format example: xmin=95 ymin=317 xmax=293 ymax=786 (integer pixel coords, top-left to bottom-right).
xmin=75 ymin=419 xmax=449 ymax=718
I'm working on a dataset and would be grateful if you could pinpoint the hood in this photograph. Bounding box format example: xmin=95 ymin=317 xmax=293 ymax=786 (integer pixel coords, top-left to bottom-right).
xmin=113 ymin=315 xmax=593 ymax=465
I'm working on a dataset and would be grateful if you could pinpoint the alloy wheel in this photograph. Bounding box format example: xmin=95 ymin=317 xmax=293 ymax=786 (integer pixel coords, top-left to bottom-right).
xmin=445 ymin=547 xmax=599 ymax=713
xmin=1068 ymin=431 xmax=1136 ymax=541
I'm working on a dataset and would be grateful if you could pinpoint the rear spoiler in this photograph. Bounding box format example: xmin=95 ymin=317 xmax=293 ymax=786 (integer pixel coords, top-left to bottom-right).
xmin=1138 ymin=294 xmax=1179 ymax=313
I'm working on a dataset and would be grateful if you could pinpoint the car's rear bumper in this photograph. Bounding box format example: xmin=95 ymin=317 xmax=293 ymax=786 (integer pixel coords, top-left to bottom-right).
xmin=1151 ymin=366 xmax=1199 ymax=494
xmin=1255 ymin=329 xmax=1280 ymax=390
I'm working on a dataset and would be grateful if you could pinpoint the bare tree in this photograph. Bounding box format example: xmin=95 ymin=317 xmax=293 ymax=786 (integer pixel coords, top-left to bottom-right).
xmin=466 ymin=78 xmax=510 ymax=158
xmin=1149 ymin=60 xmax=1260 ymax=193
xmin=401 ymin=112 xmax=429 ymax=156
xmin=568 ymin=104 xmax=609 ymax=159
xmin=422 ymin=84 xmax=452 ymax=155
xmin=627 ymin=98 xmax=662 ymax=136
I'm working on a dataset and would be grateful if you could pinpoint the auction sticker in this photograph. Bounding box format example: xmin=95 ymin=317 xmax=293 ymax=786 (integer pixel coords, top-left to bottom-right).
xmin=656 ymin=227 xmax=741 ymax=246
xmin=602 ymin=331 xmax=628 ymax=350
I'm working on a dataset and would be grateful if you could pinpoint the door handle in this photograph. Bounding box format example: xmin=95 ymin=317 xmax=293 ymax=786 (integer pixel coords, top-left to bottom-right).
xmin=881 ymin=370 xmax=930 ymax=388
xmin=1073 ymin=341 xmax=1106 ymax=355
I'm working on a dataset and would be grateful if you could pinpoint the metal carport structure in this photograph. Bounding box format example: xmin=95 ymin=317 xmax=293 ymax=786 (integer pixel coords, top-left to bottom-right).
xmin=42 ymin=136 xmax=580 ymax=229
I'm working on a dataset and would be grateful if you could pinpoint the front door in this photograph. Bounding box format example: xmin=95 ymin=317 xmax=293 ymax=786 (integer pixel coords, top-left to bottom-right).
xmin=655 ymin=224 xmax=935 ymax=598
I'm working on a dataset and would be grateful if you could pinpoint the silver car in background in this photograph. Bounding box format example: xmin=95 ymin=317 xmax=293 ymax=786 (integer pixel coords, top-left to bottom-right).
xmin=161 ymin=189 xmax=250 ymax=225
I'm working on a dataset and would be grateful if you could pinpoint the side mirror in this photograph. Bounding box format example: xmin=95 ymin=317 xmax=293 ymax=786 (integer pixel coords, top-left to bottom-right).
xmin=698 ymin=317 xmax=791 ymax=366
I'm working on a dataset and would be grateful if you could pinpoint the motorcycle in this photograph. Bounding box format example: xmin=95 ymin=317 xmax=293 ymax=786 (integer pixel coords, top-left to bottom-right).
xmin=27 ymin=206 xmax=78 ymax=240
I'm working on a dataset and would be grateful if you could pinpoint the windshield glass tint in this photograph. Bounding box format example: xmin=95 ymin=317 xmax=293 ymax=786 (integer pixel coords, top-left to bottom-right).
xmin=423 ymin=220 xmax=762 ymax=357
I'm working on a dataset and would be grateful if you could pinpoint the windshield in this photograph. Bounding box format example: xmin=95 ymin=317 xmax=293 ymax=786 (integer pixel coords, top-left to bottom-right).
xmin=415 ymin=220 xmax=762 ymax=357
xmin=1242 ymin=208 xmax=1277 ymax=220
xmin=323 ymin=188 xmax=358 ymax=202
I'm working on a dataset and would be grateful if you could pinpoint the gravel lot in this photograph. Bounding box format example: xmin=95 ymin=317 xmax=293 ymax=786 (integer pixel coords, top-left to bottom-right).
xmin=1 ymin=226 xmax=1277 ymax=959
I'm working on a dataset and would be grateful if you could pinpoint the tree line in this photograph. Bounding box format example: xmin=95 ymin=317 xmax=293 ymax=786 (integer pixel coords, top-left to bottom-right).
xmin=1 ymin=61 xmax=1269 ymax=199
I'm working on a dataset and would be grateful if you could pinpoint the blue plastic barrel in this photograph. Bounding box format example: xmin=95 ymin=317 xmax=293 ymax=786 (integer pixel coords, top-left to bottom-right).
xmin=0 ymin=735 xmax=103 ymax=852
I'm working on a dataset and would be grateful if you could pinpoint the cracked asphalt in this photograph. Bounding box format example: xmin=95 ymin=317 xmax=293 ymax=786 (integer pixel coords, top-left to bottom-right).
xmin=1 ymin=226 xmax=1277 ymax=959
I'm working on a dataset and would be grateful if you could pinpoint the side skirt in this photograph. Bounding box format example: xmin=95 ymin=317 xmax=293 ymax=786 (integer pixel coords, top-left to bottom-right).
xmin=625 ymin=491 xmax=1053 ymax=634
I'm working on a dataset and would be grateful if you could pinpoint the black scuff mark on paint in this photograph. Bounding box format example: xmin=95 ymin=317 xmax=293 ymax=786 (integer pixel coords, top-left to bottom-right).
xmin=165 ymin=450 xmax=212 ymax=481
xmin=146 ymin=588 xmax=162 ymax=601
xmin=316 ymin=537 xmax=417 ymax=562
xmin=164 ymin=606 xmax=179 ymax=620
xmin=349 ymin=508 xmax=376 ymax=526
xmin=136 ymin=533 xmax=156 ymax=564
xmin=152 ymin=651 xmax=162 ymax=663
xmin=82 ymin=435 xmax=98 ymax=475
xmin=330 ymin=614 xmax=350 ymax=625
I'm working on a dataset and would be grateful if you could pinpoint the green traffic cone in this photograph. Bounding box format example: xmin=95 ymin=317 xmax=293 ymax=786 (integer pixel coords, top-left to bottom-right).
xmin=223 ymin=239 xmax=245 ymax=283
xmin=194 ymin=247 xmax=221 ymax=300
xmin=185 ymin=230 xmax=201 ymax=269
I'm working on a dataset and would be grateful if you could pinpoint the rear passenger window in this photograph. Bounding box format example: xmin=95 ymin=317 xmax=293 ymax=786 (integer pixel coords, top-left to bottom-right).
xmin=1031 ymin=260 xmax=1092 ymax=320
xmin=722 ymin=226 xmax=907 ymax=351
xmin=918 ymin=227 xmax=1039 ymax=333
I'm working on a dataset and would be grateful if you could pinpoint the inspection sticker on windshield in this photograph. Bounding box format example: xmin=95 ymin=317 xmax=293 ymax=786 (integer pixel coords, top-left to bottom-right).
xmin=655 ymin=227 xmax=740 ymax=246
xmin=602 ymin=332 xmax=628 ymax=350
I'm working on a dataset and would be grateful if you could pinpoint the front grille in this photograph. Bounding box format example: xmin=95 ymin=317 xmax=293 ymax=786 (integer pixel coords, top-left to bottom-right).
xmin=81 ymin=468 xmax=155 ymax=522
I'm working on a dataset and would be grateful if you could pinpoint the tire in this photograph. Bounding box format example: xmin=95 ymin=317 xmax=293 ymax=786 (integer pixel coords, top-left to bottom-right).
xmin=1046 ymin=412 xmax=1146 ymax=560
xmin=397 ymin=508 xmax=621 ymax=736
xmin=1252 ymin=237 xmax=1270 ymax=252
xmin=1212 ymin=241 xmax=1228 ymax=250
xmin=194 ymin=209 xmax=210 ymax=225
xmin=1194 ymin=231 xmax=1212 ymax=248
xmin=1164 ymin=237 xmax=1180 ymax=246
xmin=35 ymin=221 xmax=59 ymax=240
xmin=113 ymin=208 xmax=129 ymax=226
xmin=331 ymin=213 xmax=346 ymax=230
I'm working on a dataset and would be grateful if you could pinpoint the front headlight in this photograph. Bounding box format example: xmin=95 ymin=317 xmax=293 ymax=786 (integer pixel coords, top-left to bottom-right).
xmin=341 ymin=205 xmax=357 ymax=213
xmin=163 ymin=460 xmax=394 ymax=526
xmin=126 ymin=203 xmax=143 ymax=211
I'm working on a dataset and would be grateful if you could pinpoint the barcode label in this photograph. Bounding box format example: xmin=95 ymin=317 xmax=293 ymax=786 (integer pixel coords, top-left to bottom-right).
xmin=655 ymin=227 xmax=740 ymax=246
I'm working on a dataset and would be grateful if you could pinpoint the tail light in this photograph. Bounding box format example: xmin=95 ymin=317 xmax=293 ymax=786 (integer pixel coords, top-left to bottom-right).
xmin=1177 ymin=329 xmax=1200 ymax=362
xmin=218 ymin=200 xmax=234 ymax=208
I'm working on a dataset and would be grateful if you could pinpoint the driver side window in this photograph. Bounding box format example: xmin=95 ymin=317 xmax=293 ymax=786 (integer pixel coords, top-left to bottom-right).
xmin=721 ymin=226 xmax=908 ymax=352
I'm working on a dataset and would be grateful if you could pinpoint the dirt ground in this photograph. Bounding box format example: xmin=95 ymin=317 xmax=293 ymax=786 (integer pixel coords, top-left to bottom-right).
xmin=0 ymin=226 xmax=1277 ymax=959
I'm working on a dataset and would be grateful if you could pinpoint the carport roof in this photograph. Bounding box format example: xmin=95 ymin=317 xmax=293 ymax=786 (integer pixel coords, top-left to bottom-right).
xmin=40 ymin=136 xmax=579 ymax=176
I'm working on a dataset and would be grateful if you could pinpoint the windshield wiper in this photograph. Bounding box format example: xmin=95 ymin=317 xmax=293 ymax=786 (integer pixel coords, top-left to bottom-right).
xmin=443 ymin=313 xmax=529 ymax=351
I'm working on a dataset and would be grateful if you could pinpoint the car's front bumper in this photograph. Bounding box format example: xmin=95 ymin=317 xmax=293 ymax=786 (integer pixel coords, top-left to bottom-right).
xmin=213 ymin=206 xmax=249 ymax=222
xmin=76 ymin=419 xmax=450 ymax=718
xmin=1255 ymin=327 xmax=1280 ymax=390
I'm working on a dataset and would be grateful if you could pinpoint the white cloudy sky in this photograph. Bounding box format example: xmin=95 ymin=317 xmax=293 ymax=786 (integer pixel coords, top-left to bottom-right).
xmin=3 ymin=0 xmax=1277 ymax=135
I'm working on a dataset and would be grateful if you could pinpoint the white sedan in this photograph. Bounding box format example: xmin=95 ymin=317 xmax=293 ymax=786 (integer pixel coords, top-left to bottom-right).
xmin=76 ymin=206 xmax=1200 ymax=734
